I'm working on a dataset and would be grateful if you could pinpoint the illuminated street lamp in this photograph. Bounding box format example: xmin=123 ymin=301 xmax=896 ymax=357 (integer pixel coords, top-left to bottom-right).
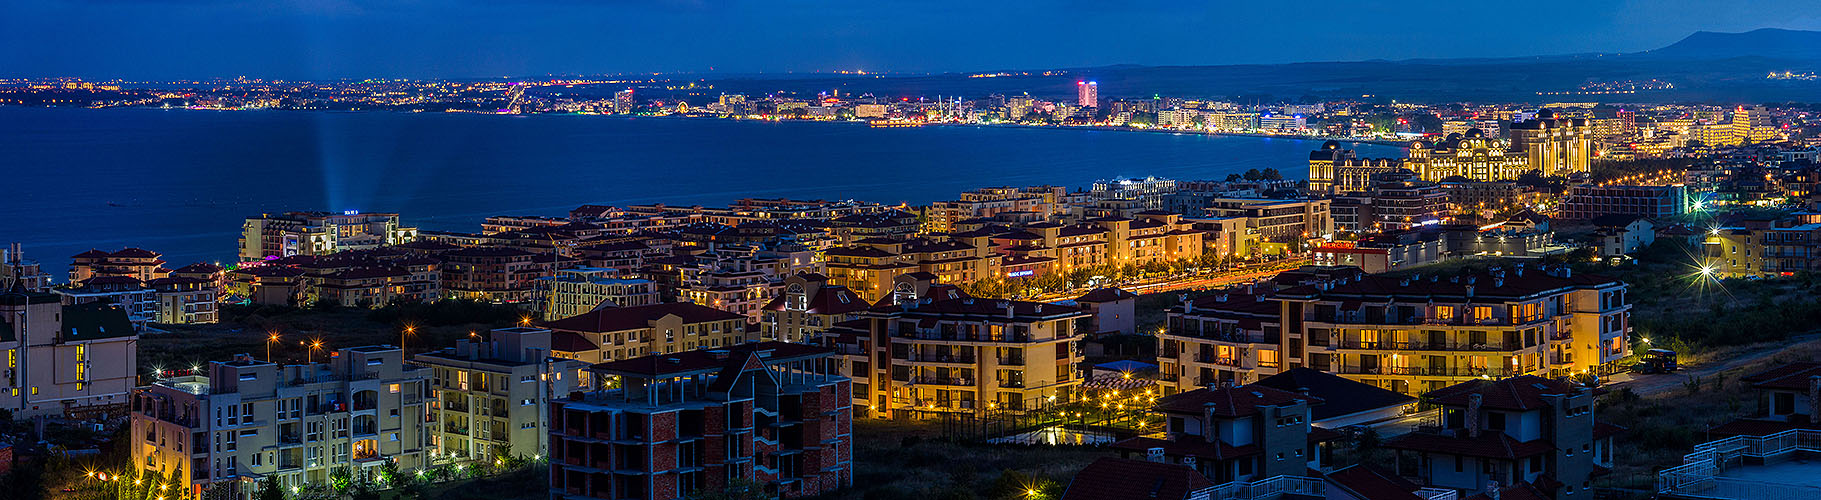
xmin=266 ymin=332 xmax=281 ymax=363
xmin=402 ymin=324 xmax=416 ymax=353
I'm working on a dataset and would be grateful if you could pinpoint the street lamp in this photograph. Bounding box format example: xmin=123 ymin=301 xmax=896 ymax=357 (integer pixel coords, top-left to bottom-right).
xmin=402 ymin=325 xmax=416 ymax=353
xmin=266 ymin=332 xmax=281 ymax=363
xmin=305 ymin=339 xmax=324 ymax=363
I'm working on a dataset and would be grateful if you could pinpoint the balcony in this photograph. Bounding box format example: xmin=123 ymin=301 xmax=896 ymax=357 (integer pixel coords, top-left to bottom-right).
xmin=1335 ymin=366 xmax=1513 ymax=377
xmin=901 ymin=354 xmax=977 ymax=364
xmin=1194 ymin=354 xmax=1246 ymax=367
xmin=999 ymin=379 xmax=1026 ymax=388
xmin=1336 ymin=340 xmax=1524 ymax=352
xmin=909 ymin=376 xmax=972 ymax=387
xmin=997 ymin=357 xmax=1025 ymax=366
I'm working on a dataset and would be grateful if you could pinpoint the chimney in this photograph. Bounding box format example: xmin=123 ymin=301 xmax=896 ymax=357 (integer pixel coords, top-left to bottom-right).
xmin=1215 ymin=294 xmax=1228 ymax=303
xmin=1465 ymin=285 xmax=1475 ymax=297
xmin=1203 ymin=403 xmax=1219 ymax=443
xmin=1146 ymin=447 xmax=1165 ymax=463
xmin=1486 ymin=480 xmax=1500 ymax=500
xmin=1180 ymin=293 xmax=1194 ymax=313
xmin=1466 ymin=393 xmax=1484 ymax=438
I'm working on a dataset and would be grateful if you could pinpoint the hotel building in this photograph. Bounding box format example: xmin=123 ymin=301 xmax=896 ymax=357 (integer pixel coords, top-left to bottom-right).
xmin=534 ymin=267 xmax=660 ymax=321
xmin=1 ymin=291 xmax=139 ymax=419
xmin=1157 ymin=264 xmax=1631 ymax=396
xmin=130 ymin=346 xmax=432 ymax=498
xmin=821 ymin=294 xmax=1087 ymax=416
xmin=239 ymin=211 xmax=418 ymax=262
xmin=543 ymin=302 xmax=750 ymax=366
xmin=412 ymin=327 xmax=586 ymax=462
xmin=548 ymin=342 xmax=852 ymax=499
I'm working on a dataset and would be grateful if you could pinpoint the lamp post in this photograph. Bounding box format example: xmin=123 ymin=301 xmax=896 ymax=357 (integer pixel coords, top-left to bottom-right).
xmin=266 ymin=332 xmax=281 ymax=363
xmin=401 ymin=325 xmax=416 ymax=354
xmin=305 ymin=340 xmax=324 ymax=364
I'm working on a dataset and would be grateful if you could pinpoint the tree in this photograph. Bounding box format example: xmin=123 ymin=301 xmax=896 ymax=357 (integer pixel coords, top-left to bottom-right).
xmin=257 ymin=474 xmax=286 ymax=500
xmin=1242 ymin=168 xmax=1263 ymax=181
xmin=1224 ymin=173 xmax=1242 ymax=182
xmin=1261 ymin=168 xmax=1283 ymax=181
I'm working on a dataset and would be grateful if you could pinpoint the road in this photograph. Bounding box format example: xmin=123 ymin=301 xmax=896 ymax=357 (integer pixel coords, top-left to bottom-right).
xmin=1609 ymin=333 xmax=1821 ymax=397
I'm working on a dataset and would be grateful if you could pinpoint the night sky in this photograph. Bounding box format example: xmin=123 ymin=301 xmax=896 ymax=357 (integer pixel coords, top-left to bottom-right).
xmin=5 ymin=0 xmax=1820 ymax=79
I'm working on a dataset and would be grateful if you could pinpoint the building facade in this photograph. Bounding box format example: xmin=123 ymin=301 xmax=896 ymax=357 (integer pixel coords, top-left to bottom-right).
xmin=130 ymin=346 xmax=432 ymax=499
xmin=548 ymin=342 xmax=853 ymax=499
xmin=413 ymin=327 xmax=585 ymax=463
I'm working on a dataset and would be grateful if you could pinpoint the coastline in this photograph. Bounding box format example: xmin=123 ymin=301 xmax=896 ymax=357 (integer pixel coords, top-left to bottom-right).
xmin=33 ymin=104 xmax=1410 ymax=148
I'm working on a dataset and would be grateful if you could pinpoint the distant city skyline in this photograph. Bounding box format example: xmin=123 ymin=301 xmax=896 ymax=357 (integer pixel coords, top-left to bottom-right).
xmin=4 ymin=0 xmax=1821 ymax=80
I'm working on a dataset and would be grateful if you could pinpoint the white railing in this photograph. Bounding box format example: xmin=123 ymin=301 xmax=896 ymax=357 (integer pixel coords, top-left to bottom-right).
xmin=1194 ymin=475 xmax=1327 ymax=500
xmin=1658 ymin=429 xmax=1821 ymax=495
xmin=1415 ymin=487 xmax=1458 ymax=500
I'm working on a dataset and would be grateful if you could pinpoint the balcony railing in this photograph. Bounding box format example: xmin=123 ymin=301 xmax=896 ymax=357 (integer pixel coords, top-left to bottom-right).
xmin=999 ymin=379 xmax=1026 ymax=388
xmin=910 ymin=377 xmax=972 ymax=386
xmin=997 ymin=357 xmax=1025 ymax=366
xmin=902 ymin=354 xmax=977 ymax=364
xmin=1195 ymin=354 xmax=1246 ymax=367
xmin=1335 ymin=366 xmax=1513 ymax=377
xmin=1336 ymin=340 xmax=1523 ymax=352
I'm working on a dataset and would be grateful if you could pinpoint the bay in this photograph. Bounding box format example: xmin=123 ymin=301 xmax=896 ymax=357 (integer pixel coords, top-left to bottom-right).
xmin=0 ymin=106 xmax=1400 ymax=274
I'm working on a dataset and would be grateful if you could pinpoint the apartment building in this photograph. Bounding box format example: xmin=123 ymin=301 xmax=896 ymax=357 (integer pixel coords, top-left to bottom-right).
xmin=759 ymin=273 xmax=875 ymax=343
xmin=1330 ymin=169 xmax=1450 ymax=233
xmin=1201 ymin=198 xmax=1332 ymax=245
xmin=821 ymin=294 xmax=1087 ymax=415
xmin=413 ymin=327 xmax=585 ymax=462
xmin=1383 ymin=376 xmax=1618 ymax=498
xmin=543 ymin=302 xmax=749 ymax=365
xmin=69 ymin=247 xmax=170 ymax=283
xmin=1558 ymin=184 xmax=1688 ymax=221
xmin=148 ymin=276 xmax=220 ymax=324
xmin=442 ymin=246 xmax=570 ymax=304
xmin=534 ymin=267 xmax=660 ymax=321
xmin=54 ymin=276 xmax=158 ymax=330
xmin=1158 ymin=264 xmax=1631 ymax=396
xmin=548 ymin=342 xmax=852 ymax=499
xmin=239 ymin=211 xmax=418 ymax=261
xmin=1 ymin=291 xmax=139 ymax=419
xmin=823 ymin=237 xmax=1001 ymax=303
xmin=130 ymin=346 xmax=432 ymax=498
xmin=1704 ymin=218 xmax=1821 ymax=278
xmin=1108 ymin=384 xmax=1330 ymax=483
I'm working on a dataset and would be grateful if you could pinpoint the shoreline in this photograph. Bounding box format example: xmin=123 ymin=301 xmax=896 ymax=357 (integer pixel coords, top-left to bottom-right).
xmin=19 ymin=104 xmax=1410 ymax=149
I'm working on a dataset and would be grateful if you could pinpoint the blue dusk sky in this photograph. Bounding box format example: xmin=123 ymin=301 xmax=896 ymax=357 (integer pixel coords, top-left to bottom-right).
xmin=4 ymin=0 xmax=1820 ymax=79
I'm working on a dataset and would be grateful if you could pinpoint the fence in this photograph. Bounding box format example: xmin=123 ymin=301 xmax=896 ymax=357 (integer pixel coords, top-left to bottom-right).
xmin=1657 ymin=428 xmax=1821 ymax=498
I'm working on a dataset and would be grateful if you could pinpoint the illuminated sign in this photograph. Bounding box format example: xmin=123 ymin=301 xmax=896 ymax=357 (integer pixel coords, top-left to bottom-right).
xmin=1007 ymin=270 xmax=1035 ymax=278
xmin=344 ymin=210 xmax=360 ymax=215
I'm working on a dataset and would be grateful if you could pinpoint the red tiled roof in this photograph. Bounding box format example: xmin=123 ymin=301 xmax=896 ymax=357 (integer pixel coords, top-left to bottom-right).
xmin=1060 ymin=458 xmax=1214 ymax=500
xmin=1424 ymin=375 xmax=1582 ymax=411
xmin=759 ymin=284 xmax=872 ymax=315
xmin=1707 ymin=418 xmax=1821 ymax=439
xmin=1075 ymin=287 xmax=1138 ymax=303
xmin=1154 ymin=385 xmax=1317 ymax=417
xmin=1324 ymin=465 xmax=1422 ymax=500
xmin=544 ymin=302 xmax=743 ymax=333
xmin=1740 ymin=362 xmax=1821 ymax=391
xmin=1593 ymin=421 xmax=1626 ymax=440
xmin=551 ymin=331 xmax=600 ymax=352
xmin=110 ymin=247 xmax=161 ymax=258
xmin=1383 ymin=431 xmax=1555 ymax=459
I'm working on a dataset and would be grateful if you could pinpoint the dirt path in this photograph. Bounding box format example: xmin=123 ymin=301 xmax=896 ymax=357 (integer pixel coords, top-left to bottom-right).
xmin=1613 ymin=333 xmax=1821 ymax=397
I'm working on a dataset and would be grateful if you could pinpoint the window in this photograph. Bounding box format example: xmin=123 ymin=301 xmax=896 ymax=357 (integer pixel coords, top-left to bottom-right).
xmin=389 ymin=383 xmax=401 ymax=394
